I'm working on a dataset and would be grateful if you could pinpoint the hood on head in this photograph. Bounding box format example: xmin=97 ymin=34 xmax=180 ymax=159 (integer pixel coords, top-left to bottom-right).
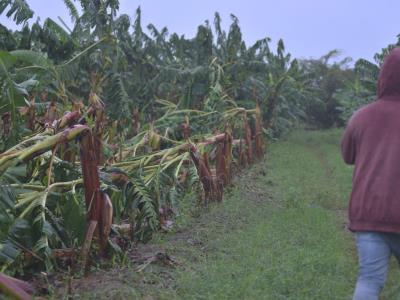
xmin=378 ymin=48 xmax=400 ymax=98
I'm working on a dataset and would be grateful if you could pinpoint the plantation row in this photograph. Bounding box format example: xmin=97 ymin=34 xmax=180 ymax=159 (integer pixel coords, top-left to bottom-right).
xmin=1 ymin=85 xmax=263 ymax=273
xmin=0 ymin=82 xmax=266 ymax=299
xmin=0 ymin=0 xmax=397 ymax=298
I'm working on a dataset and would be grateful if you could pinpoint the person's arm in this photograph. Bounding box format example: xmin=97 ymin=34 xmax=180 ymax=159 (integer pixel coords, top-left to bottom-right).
xmin=341 ymin=119 xmax=357 ymax=165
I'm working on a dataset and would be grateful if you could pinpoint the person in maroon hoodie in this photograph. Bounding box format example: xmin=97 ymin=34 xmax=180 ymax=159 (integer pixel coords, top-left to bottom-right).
xmin=342 ymin=48 xmax=400 ymax=300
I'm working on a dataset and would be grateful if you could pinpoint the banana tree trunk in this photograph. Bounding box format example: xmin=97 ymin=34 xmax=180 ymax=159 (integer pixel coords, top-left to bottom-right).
xmin=216 ymin=124 xmax=233 ymax=189
xmin=243 ymin=113 xmax=253 ymax=164
xmin=255 ymin=102 xmax=264 ymax=159
xmin=26 ymin=97 xmax=35 ymax=131
xmin=132 ymin=108 xmax=141 ymax=137
xmin=189 ymin=145 xmax=215 ymax=203
xmin=1 ymin=112 xmax=11 ymax=138
xmin=88 ymin=92 xmax=106 ymax=165
xmin=79 ymin=129 xmax=110 ymax=252
xmin=182 ymin=115 xmax=190 ymax=140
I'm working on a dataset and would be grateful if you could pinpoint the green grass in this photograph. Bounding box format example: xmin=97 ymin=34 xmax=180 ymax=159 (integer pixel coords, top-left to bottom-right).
xmin=170 ymin=129 xmax=356 ymax=300
xmin=66 ymin=129 xmax=400 ymax=299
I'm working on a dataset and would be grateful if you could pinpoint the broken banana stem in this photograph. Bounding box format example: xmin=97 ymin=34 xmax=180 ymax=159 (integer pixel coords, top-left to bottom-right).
xmin=0 ymin=125 xmax=89 ymax=176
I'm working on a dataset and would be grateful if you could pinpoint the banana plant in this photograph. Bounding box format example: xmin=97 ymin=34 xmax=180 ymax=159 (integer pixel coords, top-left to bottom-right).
xmin=0 ymin=50 xmax=38 ymax=148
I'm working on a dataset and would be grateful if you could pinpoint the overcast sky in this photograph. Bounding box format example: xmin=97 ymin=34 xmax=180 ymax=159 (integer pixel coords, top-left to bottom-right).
xmin=1 ymin=0 xmax=399 ymax=63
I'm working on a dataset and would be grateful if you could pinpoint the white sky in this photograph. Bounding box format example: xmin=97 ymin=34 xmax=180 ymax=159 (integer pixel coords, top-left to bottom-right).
xmin=1 ymin=0 xmax=399 ymax=63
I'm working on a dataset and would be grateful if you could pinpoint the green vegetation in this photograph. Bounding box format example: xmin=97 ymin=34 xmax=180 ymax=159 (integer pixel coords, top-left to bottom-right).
xmin=0 ymin=0 xmax=365 ymax=279
xmin=63 ymin=130 xmax=399 ymax=299
xmin=1 ymin=0 xmax=400 ymax=298
xmin=173 ymin=130 xmax=356 ymax=300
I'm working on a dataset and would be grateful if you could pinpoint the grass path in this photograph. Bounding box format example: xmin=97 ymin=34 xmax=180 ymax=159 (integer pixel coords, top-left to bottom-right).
xmin=65 ymin=130 xmax=400 ymax=299
xmin=170 ymin=129 xmax=356 ymax=300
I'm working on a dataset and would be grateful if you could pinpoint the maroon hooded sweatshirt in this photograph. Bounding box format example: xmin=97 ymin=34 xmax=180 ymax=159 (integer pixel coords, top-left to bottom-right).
xmin=342 ymin=48 xmax=400 ymax=233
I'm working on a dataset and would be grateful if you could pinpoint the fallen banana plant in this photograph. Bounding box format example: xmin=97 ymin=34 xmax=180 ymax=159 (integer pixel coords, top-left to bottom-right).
xmin=0 ymin=125 xmax=88 ymax=176
xmin=0 ymin=100 xmax=265 ymax=277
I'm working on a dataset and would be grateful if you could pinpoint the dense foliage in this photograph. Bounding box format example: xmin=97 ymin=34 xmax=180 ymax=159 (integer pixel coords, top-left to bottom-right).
xmin=0 ymin=0 xmax=388 ymax=280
